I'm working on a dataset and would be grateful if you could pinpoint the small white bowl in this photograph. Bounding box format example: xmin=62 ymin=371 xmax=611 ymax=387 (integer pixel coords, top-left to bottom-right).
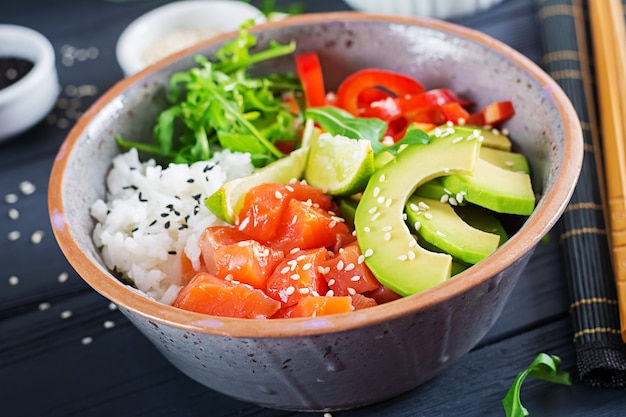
xmin=344 ymin=0 xmax=504 ymax=20
xmin=116 ymin=0 xmax=266 ymax=76
xmin=0 ymin=24 xmax=59 ymax=142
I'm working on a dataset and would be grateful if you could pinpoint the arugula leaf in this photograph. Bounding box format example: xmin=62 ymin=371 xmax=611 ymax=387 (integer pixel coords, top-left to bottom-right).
xmin=116 ymin=22 xmax=300 ymax=167
xmin=502 ymin=353 xmax=572 ymax=417
xmin=304 ymin=107 xmax=387 ymax=151
xmin=304 ymin=107 xmax=430 ymax=157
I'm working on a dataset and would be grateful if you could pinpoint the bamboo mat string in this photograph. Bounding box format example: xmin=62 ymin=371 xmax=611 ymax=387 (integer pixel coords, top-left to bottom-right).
xmin=535 ymin=0 xmax=626 ymax=388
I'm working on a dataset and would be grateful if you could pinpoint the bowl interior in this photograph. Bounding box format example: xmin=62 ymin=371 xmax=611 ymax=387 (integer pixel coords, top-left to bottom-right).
xmin=50 ymin=13 xmax=582 ymax=337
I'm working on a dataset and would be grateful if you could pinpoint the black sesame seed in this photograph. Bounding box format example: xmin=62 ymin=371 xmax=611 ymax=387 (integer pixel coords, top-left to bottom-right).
xmin=187 ymin=178 xmax=195 ymax=183
xmin=131 ymin=227 xmax=138 ymax=233
xmin=149 ymin=220 xmax=157 ymax=226
xmin=138 ymin=192 xmax=147 ymax=202
xmin=168 ymin=250 xmax=177 ymax=255
xmin=164 ymin=221 xmax=170 ymax=229
xmin=174 ymin=210 xmax=180 ymax=216
xmin=192 ymin=194 xmax=201 ymax=201
xmin=178 ymin=224 xmax=188 ymax=230
xmin=160 ymin=213 xmax=169 ymax=217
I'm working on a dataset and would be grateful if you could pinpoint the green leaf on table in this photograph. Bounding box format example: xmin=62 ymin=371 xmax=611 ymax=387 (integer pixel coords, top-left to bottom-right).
xmin=502 ymin=353 xmax=572 ymax=417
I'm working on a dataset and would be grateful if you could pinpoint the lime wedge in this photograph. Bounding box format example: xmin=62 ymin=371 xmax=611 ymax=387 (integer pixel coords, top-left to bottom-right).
xmin=205 ymin=147 xmax=309 ymax=223
xmin=304 ymin=132 xmax=374 ymax=196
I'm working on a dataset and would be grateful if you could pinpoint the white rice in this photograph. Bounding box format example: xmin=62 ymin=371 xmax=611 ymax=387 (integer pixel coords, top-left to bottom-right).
xmin=90 ymin=148 xmax=254 ymax=305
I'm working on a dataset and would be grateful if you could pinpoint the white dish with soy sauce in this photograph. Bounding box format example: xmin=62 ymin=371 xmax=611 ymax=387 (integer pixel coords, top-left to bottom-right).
xmin=0 ymin=24 xmax=59 ymax=142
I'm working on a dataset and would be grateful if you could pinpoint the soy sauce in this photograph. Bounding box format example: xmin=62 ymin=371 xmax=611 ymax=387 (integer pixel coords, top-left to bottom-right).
xmin=0 ymin=57 xmax=34 ymax=90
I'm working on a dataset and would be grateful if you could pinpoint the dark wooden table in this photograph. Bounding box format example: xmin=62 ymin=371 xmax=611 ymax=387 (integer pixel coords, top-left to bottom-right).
xmin=1 ymin=0 xmax=625 ymax=416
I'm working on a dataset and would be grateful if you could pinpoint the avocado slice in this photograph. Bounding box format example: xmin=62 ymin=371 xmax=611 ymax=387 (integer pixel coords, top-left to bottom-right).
xmin=464 ymin=125 xmax=513 ymax=151
xmin=480 ymin=147 xmax=530 ymax=174
xmin=354 ymin=126 xmax=482 ymax=297
xmin=440 ymin=157 xmax=536 ymax=215
xmin=405 ymin=195 xmax=501 ymax=264
xmin=455 ymin=203 xmax=509 ymax=245
xmin=414 ymin=178 xmax=468 ymax=206
xmin=411 ymin=232 xmax=472 ymax=276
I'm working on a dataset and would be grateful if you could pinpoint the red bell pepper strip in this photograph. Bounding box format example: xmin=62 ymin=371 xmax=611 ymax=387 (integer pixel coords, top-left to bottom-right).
xmin=295 ymin=52 xmax=327 ymax=108
xmin=482 ymin=100 xmax=515 ymax=125
xmin=336 ymin=69 xmax=425 ymax=116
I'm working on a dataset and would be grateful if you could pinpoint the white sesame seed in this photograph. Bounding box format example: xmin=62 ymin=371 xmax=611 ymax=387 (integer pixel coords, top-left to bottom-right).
xmin=328 ymin=278 xmax=336 ymax=286
xmin=292 ymin=215 xmax=298 ymax=225
xmin=317 ymin=266 xmax=326 ymax=274
xmin=364 ymin=226 xmax=371 ymax=232
xmin=81 ymin=336 xmax=93 ymax=345
xmin=452 ymin=136 xmax=464 ymax=144
xmin=373 ymin=187 xmax=380 ymax=197
xmin=103 ymin=320 xmax=115 ymax=329
xmin=285 ymin=286 xmax=296 ymax=295
xmin=8 ymin=275 xmax=19 ymax=286
xmin=38 ymin=302 xmax=51 ymax=311
xmin=8 ymin=208 xmax=19 ymax=220
xmin=384 ymin=232 xmax=391 ymax=241
xmin=379 ymin=174 xmax=386 ymax=182
xmin=385 ymin=198 xmax=392 ymax=207
xmin=409 ymin=239 xmax=417 ymax=247
xmin=296 ymin=254 xmax=306 ymax=262
xmin=302 ymin=263 xmax=312 ymax=271
xmin=326 ymin=290 xmax=335 ymax=297
xmin=237 ymin=241 xmax=251 ymax=247
xmin=31 ymin=230 xmax=45 ymax=244
xmin=418 ymin=201 xmax=430 ymax=210
xmin=397 ymin=254 xmax=408 ymax=261
xmin=8 ymin=230 xmax=20 ymax=241
xmin=299 ymin=288 xmax=310 ymax=295
xmin=376 ymin=196 xmax=385 ymax=205
xmin=290 ymin=274 xmax=300 ymax=280
xmin=350 ymin=275 xmax=360 ymax=282
xmin=382 ymin=225 xmax=392 ymax=232
xmin=4 ymin=193 xmax=18 ymax=204
xmin=224 ymin=274 xmax=234 ymax=281
xmin=368 ymin=206 xmax=378 ymax=214
xmin=424 ymin=212 xmax=433 ymax=220
xmin=108 ymin=302 xmax=117 ymax=310
xmin=443 ymin=167 xmax=450 ymax=173
xmin=285 ymin=185 xmax=295 ymax=192
xmin=357 ymin=254 xmax=365 ymax=264
xmin=58 ymin=272 xmax=69 ymax=283
xmin=238 ymin=217 xmax=250 ymax=231
xmin=329 ymin=220 xmax=337 ymax=228
xmin=347 ymin=287 xmax=356 ymax=295
xmin=436 ymin=230 xmax=447 ymax=237
xmin=337 ymin=260 xmax=345 ymax=271
xmin=408 ymin=250 xmax=416 ymax=260
xmin=345 ymin=263 xmax=355 ymax=271
xmin=289 ymin=247 xmax=301 ymax=255
xmin=414 ymin=221 xmax=421 ymax=230
xmin=449 ymin=197 xmax=458 ymax=206
xmin=19 ymin=180 xmax=36 ymax=195
xmin=364 ymin=249 xmax=374 ymax=257
xmin=440 ymin=194 xmax=449 ymax=203
xmin=371 ymin=212 xmax=381 ymax=221
xmin=409 ymin=203 xmax=420 ymax=212
xmin=456 ymin=193 xmax=465 ymax=204
xmin=60 ymin=310 xmax=73 ymax=319
xmin=275 ymin=190 xmax=283 ymax=199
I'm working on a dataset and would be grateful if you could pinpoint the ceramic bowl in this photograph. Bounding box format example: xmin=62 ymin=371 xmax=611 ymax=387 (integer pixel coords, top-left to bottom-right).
xmin=0 ymin=24 xmax=59 ymax=142
xmin=49 ymin=12 xmax=582 ymax=411
xmin=344 ymin=0 xmax=505 ymax=20
xmin=115 ymin=0 xmax=265 ymax=76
